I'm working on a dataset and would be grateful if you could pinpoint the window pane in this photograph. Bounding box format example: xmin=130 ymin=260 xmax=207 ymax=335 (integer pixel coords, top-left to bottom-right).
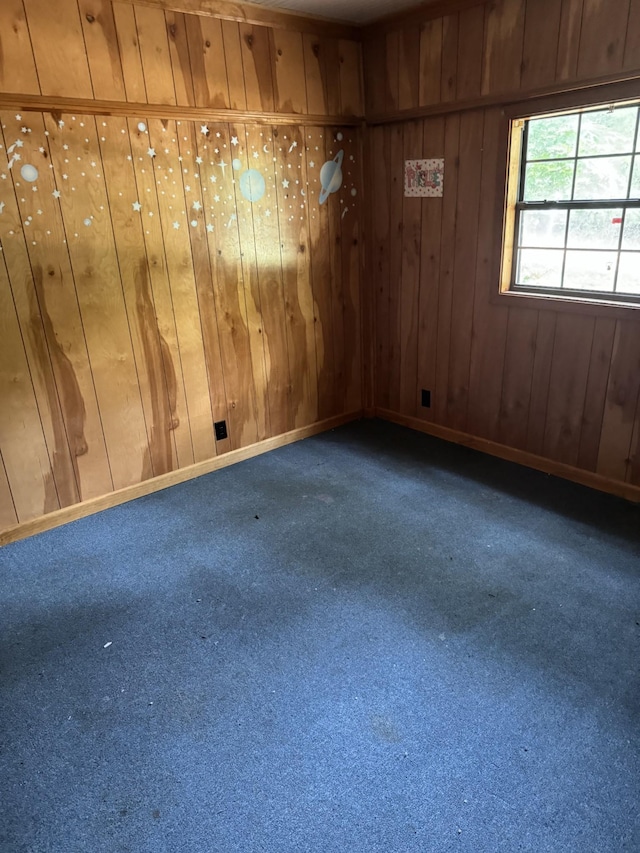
xmin=616 ymin=252 xmax=640 ymax=294
xmin=622 ymin=209 xmax=640 ymax=249
xmin=564 ymin=250 xmax=616 ymax=291
xmin=523 ymin=160 xmax=574 ymax=201
xmin=573 ymin=156 xmax=631 ymax=199
xmin=578 ymin=106 xmax=638 ymax=156
xmin=527 ymin=113 xmax=579 ymax=160
xmin=631 ymin=158 xmax=640 ymax=196
xmin=517 ymin=248 xmax=564 ymax=287
xmin=519 ymin=210 xmax=567 ymax=247
xmin=567 ymin=208 xmax=623 ymax=249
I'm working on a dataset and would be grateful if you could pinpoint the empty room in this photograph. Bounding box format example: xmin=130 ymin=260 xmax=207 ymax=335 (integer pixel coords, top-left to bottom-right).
xmin=1 ymin=0 xmax=639 ymax=850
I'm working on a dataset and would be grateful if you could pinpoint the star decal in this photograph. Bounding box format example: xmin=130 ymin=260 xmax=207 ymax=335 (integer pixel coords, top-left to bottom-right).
xmin=52 ymin=189 xmax=61 ymax=199
xmin=209 ymin=175 xmax=217 ymax=183
xmin=213 ymin=194 xmax=220 ymax=202
xmin=192 ymin=200 xmax=202 ymax=211
xmin=309 ymin=161 xmax=315 ymax=168
xmin=265 ymin=209 xmax=272 ymax=217
xmin=195 ymin=156 xmax=203 ymax=165
xmin=201 ymin=125 xmax=210 ymax=136
xmin=282 ymin=179 xmax=290 ymax=189
xmin=218 ymin=160 xmax=227 ymax=175
xmin=252 ymin=151 xmax=259 ymax=159
xmin=206 ymin=223 xmax=214 ymax=233
xmin=148 ymin=147 xmax=156 ymax=158
xmin=172 ymin=221 xmax=180 ymax=229
xmin=132 ymin=201 xmax=142 ymax=211
xmin=231 ymin=136 xmax=239 ymax=146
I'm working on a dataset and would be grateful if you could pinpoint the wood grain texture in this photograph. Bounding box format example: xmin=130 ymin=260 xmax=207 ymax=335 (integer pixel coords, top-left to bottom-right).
xmin=0 ymin=0 xmax=41 ymax=95
xmin=79 ymin=0 xmax=127 ymax=101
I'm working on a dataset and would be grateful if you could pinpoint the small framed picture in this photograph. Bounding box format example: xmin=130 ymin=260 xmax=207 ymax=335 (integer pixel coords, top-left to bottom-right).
xmin=404 ymin=158 xmax=444 ymax=197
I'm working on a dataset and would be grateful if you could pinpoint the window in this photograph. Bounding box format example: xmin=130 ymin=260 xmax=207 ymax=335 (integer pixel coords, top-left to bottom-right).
xmin=503 ymin=100 xmax=640 ymax=305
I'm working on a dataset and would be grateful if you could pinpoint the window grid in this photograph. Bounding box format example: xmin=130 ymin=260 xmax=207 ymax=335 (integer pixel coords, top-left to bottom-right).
xmin=511 ymin=102 xmax=640 ymax=302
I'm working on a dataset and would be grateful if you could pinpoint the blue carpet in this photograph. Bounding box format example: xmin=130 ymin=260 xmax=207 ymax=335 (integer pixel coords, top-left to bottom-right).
xmin=1 ymin=419 xmax=639 ymax=852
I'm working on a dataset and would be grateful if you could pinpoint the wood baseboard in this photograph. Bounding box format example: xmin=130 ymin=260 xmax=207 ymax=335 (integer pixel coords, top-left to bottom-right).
xmin=376 ymin=408 xmax=640 ymax=504
xmin=0 ymin=411 xmax=363 ymax=547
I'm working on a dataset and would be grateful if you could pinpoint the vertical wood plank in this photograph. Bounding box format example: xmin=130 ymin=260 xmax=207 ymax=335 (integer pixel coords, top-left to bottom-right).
xmin=433 ymin=113 xmax=460 ymax=425
xmin=577 ymin=0 xmax=630 ymax=78
xmin=385 ymin=30 xmax=400 ymax=113
xmin=577 ymin=316 xmax=616 ymax=471
xmin=416 ymin=116 xmax=444 ymax=424
xmin=542 ymin=313 xmax=594 ymax=466
xmin=372 ymin=126 xmax=391 ymax=411
xmin=525 ymin=311 xmax=557 ymax=456
xmin=339 ymin=127 xmax=362 ymax=413
xmin=221 ymin=20 xmax=247 ymax=111
xmin=398 ymin=121 xmax=423 ymax=416
xmin=497 ymin=308 xmax=538 ymax=450
xmin=271 ymin=29 xmax=307 ymax=114
xmin=386 ymin=124 xmax=404 ymax=413
xmin=241 ymin=24 xmax=275 ymax=113
xmin=440 ymin=14 xmax=459 ymax=103
xmin=363 ymin=34 xmax=387 ymax=116
xmin=623 ymin=0 xmax=640 ymax=69
xmin=185 ymin=14 xmax=230 ymax=109
xmin=166 ymin=10 xmax=195 ymax=107
xmin=339 ymin=40 xmax=364 ymax=117
xmin=78 ymin=0 xmax=126 ymax=101
xmin=419 ymin=18 xmax=443 ymax=107
xmin=456 ymin=5 xmax=484 ymax=100
xmin=521 ymin=0 xmax=562 ymax=90
xmin=556 ymin=0 xmax=584 ymax=81
xmin=481 ymin=0 xmax=526 ymax=95
xmin=446 ymin=110 xmax=484 ymax=431
xmin=112 ymin=1 xmax=147 ymax=103
xmin=398 ymin=28 xmax=420 ymax=111
xmin=0 ymin=0 xmax=41 ymax=95
xmin=466 ymin=108 xmax=509 ymax=443
xmin=0 ymin=450 xmax=18 ymax=530
xmin=23 ymin=0 xmax=93 ymax=98
xmin=596 ymin=321 xmax=640 ymax=481
xmin=134 ymin=4 xmax=176 ymax=105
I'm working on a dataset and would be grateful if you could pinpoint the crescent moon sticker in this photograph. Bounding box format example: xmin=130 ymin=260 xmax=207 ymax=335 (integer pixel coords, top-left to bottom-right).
xmin=263 ymin=144 xmax=269 ymax=153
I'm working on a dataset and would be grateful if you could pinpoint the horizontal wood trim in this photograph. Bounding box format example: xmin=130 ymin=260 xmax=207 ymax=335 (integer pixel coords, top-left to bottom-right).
xmin=367 ymin=69 xmax=640 ymax=124
xmin=113 ymin=0 xmax=361 ymax=38
xmin=492 ymin=289 xmax=640 ymax=322
xmin=0 ymin=93 xmax=363 ymax=125
xmin=0 ymin=411 xmax=363 ymax=547
xmin=376 ymin=409 xmax=640 ymax=504
xmin=363 ymin=0 xmax=487 ymax=38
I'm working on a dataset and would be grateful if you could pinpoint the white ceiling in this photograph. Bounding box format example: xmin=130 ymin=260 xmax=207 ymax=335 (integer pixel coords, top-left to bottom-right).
xmin=244 ymin=0 xmax=429 ymax=25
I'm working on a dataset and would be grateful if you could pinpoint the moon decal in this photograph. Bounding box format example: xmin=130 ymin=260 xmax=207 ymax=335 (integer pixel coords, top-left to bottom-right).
xmin=239 ymin=169 xmax=266 ymax=203
xmin=318 ymin=149 xmax=344 ymax=205
xmin=20 ymin=164 xmax=39 ymax=183
xmin=263 ymin=144 xmax=269 ymax=154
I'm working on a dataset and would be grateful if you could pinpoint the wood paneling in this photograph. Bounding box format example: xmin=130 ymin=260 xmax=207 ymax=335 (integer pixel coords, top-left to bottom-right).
xmin=366 ymin=0 xmax=640 ymax=500
xmin=0 ymin=0 xmax=363 ymax=536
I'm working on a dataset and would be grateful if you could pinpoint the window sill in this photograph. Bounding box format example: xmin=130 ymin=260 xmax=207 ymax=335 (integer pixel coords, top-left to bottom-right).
xmin=491 ymin=287 xmax=640 ymax=321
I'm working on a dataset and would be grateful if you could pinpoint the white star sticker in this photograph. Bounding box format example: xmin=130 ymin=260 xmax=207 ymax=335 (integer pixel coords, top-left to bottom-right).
xmin=52 ymin=189 xmax=61 ymax=198
xmin=201 ymin=125 xmax=209 ymax=136
xmin=38 ymin=146 xmax=45 ymax=154
xmin=209 ymin=175 xmax=217 ymax=183
xmin=195 ymin=156 xmax=203 ymax=165
xmin=192 ymin=200 xmax=202 ymax=211
xmin=213 ymin=195 xmax=220 ymax=202
xmin=132 ymin=201 xmax=142 ymax=211
xmin=0 ymin=174 xmax=6 ymax=180
xmin=309 ymin=161 xmax=315 ymax=168
xmin=62 ymin=174 xmax=68 ymax=180
xmin=21 ymin=127 xmax=30 ymax=134
xmin=37 ymin=209 xmax=43 ymax=215
xmin=288 ymin=140 xmax=297 ymax=152
xmin=218 ymin=159 xmax=227 ymax=174
xmin=265 ymin=209 xmax=271 ymax=217
xmin=252 ymin=151 xmax=259 ymax=159
xmin=206 ymin=223 xmax=214 ymax=233
xmin=58 ymin=120 xmax=64 ymax=128
xmin=15 ymin=140 xmax=23 ymax=148
xmin=15 ymin=114 xmax=21 ymax=121
xmin=172 ymin=221 xmax=180 ymax=229
xmin=148 ymin=147 xmax=156 ymax=157
xmin=231 ymin=136 xmax=239 ymax=146
xmin=185 ymin=185 xmax=191 ymax=192
xmin=282 ymin=179 xmax=290 ymax=189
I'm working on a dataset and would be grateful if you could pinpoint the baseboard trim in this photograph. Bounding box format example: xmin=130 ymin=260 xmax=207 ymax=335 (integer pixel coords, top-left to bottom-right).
xmin=0 ymin=411 xmax=363 ymax=547
xmin=376 ymin=408 xmax=640 ymax=504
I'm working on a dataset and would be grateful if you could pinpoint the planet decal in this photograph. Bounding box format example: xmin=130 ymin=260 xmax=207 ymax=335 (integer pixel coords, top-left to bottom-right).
xmin=239 ymin=169 xmax=266 ymax=203
xmin=318 ymin=150 xmax=344 ymax=205
xmin=20 ymin=164 xmax=39 ymax=183
xmin=232 ymin=158 xmax=242 ymax=171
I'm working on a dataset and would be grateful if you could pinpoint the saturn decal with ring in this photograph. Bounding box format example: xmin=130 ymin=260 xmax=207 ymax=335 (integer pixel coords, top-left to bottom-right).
xmin=318 ymin=149 xmax=344 ymax=205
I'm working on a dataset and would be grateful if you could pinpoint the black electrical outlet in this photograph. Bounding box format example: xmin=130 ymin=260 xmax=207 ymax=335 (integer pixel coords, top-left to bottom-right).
xmin=214 ymin=420 xmax=228 ymax=441
xmin=421 ymin=389 xmax=431 ymax=408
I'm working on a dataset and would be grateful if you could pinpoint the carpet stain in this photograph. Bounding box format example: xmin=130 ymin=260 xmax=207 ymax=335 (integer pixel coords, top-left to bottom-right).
xmin=371 ymin=714 xmax=401 ymax=743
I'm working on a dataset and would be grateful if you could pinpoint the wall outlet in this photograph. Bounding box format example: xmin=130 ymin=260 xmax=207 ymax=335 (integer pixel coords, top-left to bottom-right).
xmin=421 ymin=389 xmax=431 ymax=408
xmin=214 ymin=420 xmax=228 ymax=441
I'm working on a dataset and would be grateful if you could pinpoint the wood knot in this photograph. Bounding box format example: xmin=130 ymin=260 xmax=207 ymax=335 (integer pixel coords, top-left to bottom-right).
xmin=312 ymin=43 xmax=320 ymax=58
xmin=277 ymin=48 xmax=283 ymax=56
xmin=299 ymin=244 xmax=305 ymax=253
xmin=245 ymin=34 xmax=253 ymax=48
xmin=169 ymin=24 xmax=177 ymax=39
xmin=205 ymin=40 xmax=211 ymax=48
xmin=85 ymin=14 xmax=95 ymax=23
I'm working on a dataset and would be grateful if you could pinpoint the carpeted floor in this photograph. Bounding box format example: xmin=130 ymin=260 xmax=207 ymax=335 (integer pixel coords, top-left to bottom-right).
xmin=1 ymin=419 xmax=639 ymax=852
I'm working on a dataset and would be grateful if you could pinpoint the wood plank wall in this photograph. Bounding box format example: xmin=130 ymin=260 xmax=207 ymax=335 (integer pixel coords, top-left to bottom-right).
xmin=365 ymin=0 xmax=640 ymax=493
xmin=0 ymin=0 xmax=364 ymax=535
